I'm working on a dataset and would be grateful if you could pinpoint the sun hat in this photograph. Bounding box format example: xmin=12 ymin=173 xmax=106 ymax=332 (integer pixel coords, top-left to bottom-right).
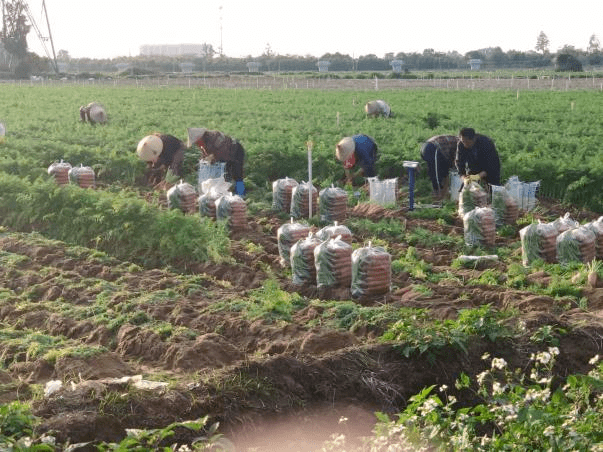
xmin=335 ymin=136 xmax=355 ymax=162
xmin=136 ymin=135 xmax=163 ymax=161
xmin=187 ymin=127 xmax=208 ymax=147
xmin=88 ymin=103 xmax=107 ymax=124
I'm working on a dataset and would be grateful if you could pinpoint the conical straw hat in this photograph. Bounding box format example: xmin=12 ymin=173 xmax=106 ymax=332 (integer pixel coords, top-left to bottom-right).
xmin=335 ymin=136 xmax=354 ymax=162
xmin=136 ymin=135 xmax=163 ymax=161
xmin=187 ymin=127 xmax=208 ymax=147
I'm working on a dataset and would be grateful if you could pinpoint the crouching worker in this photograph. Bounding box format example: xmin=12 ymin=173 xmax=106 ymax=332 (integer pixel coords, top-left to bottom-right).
xmin=79 ymin=102 xmax=107 ymax=124
xmin=187 ymin=128 xmax=246 ymax=196
xmin=335 ymin=134 xmax=378 ymax=186
xmin=364 ymin=100 xmax=392 ymax=118
xmin=420 ymin=134 xmax=459 ymax=201
xmin=136 ymin=133 xmax=186 ymax=185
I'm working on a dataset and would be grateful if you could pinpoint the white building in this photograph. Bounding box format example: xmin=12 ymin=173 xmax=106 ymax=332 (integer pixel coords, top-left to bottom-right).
xmin=469 ymin=59 xmax=482 ymax=70
xmin=317 ymin=60 xmax=330 ymax=72
xmin=180 ymin=62 xmax=194 ymax=73
xmin=390 ymin=59 xmax=404 ymax=73
xmin=246 ymin=62 xmax=261 ymax=72
xmin=139 ymin=44 xmax=207 ymax=57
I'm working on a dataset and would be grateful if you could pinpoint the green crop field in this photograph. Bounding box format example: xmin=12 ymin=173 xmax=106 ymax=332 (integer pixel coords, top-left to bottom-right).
xmin=0 ymin=83 xmax=600 ymax=210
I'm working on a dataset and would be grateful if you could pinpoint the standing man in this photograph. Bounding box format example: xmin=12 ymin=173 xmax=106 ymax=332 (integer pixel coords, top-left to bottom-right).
xmin=455 ymin=127 xmax=501 ymax=186
xmin=420 ymin=134 xmax=459 ymax=200
xmin=335 ymin=134 xmax=378 ymax=185
xmin=187 ymin=128 xmax=246 ymax=196
xmin=136 ymin=133 xmax=187 ymax=185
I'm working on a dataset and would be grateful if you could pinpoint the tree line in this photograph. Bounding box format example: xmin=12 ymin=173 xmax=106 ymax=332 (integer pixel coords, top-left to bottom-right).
xmin=1 ymin=1 xmax=601 ymax=78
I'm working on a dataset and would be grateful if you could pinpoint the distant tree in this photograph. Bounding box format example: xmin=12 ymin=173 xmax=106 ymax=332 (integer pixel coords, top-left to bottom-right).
xmin=588 ymin=34 xmax=601 ymax=53
xmin=535 ymin=31 xmax=550 ymax=54
xmin=57 ymin=49 xmax=70 ymax=61
xmin=556 ymin=53 xmax=583 ymax=72
xmin=1 ymin=0 xmax=30 ymax=65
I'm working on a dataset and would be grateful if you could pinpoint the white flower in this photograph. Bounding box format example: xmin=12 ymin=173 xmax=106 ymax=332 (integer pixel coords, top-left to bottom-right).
xmin=492 ymin=382 xmax=504 ymax=394
xmin=491 ymin=358 xmax=507 ymax=370
xmin=477 ymin=371 xmax=489 ymax=385
xmin=338 ymin=416 xmax=348 ymax=424
xmin=418 ymin=398 xmax=439 ymax=415
xmin=481 ymin=352 xmax=490 ymax=361
xmin=536 ymin=351 xmax=552 ymax=365
xmin=590 ymin=355 xmax=600 ymax=365
xmin=439 ymin=384 xmax=448 ymax=392
xmin=548 ymin=346 xmax=559 ymax=356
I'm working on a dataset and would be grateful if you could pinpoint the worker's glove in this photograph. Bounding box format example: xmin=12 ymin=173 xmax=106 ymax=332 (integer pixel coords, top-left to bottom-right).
xmin=468 ymin=174 xmax=482 ymax=182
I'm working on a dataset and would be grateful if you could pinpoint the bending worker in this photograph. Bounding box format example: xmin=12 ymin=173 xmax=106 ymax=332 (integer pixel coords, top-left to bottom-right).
xmin=79 ymin=102 xmax=107 ymax=124
xmin=187 ymin=128 xmax=246 ymax=196
xmin=420 ymin=134 xmax=459 ymax=200
xmin=455 ymin=127 xmax=501 ymax=186
xmin=335 ymin=134 xmax=378 ymax=185
xmin=364 ymin=100 xmax=392 ymax=118
xmin=136 ymin=133 xmax=186 ymax=185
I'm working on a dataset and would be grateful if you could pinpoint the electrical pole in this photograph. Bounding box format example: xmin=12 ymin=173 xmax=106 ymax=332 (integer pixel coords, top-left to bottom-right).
xmin=219 ymin=5 xmax=223 ymax=56
xmin=42 ymin=0 xmax=58 ymax=73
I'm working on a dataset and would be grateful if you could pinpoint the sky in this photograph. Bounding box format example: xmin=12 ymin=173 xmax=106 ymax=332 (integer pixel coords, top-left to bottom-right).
xmin=23 ymin=0 xmax=603 ymax=60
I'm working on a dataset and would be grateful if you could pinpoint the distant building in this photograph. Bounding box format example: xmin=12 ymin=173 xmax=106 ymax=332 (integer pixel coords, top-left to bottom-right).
xmin=139 ymin=44 xmax=207 ymax=57
xmin=246 ymin=62 xmax=261 ymax=72
xmin=390 ymin=59 xmax=404 ymax=73
xmin=317 ymin=60 xmax=330 ymax=72
xmin=469 ymin=59 xmax=482 ymax=70
xmin=115 ymin=63 xmax=130 ymax=72
xmin=57 ymin=62 xmax=69 ymax=73
xmin=180 ymin=62 xmax=194 ymax=73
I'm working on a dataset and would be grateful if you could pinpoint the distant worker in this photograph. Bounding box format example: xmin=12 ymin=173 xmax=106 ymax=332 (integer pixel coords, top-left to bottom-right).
xmin=420 ymin=134 xmax=459 ymax=200
xmin=335 ymin=134 xmax=379 ymax=185
xmin=136 ymin=133 xmax=187 ymax=185
xmin=187 ymin=128 xmax=246 ymax=196
xmin=455 ymin=127 xmax=501 ymax=186
xmin=79 ymin=102 xmax=107 ymax=124
xmin=364 ymin=100 xmax=392 ymax=118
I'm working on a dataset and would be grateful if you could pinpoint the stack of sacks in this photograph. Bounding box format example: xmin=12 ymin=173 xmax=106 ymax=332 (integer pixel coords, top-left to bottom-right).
xmin=319 ymin=185 xmax=348 ymax=222
xmin=458 ymin=181 xmax=487 ymax=217
xmin=583 ymin=217 xmax=603 ymax=260
xmin=216 ymin=194 xmax=247 ymax=231
xmin=277 ymin=219 xmax=310 ymax=267
xmin=556 ymin=227 xmax=596 ymax=265
xmin=491 ymin=185 xmax=519 ymax=227
xmin=47 ymin=160 xmax=72 ymax=186
xmin=198 ymin=176 xmax=231 ymax=219
xmin=68 ymin=164 xmax=95 ymax=188
xmin=519 ymin=221 xmax=559 ymax=266
xmin=272 ymin=177 xmax=298 ymax=213
xmin=316 ymin=221 xmax=353 ymax=244
xmin=290 ymin=181 xmax=318 ymax=218
xmin=290 ymin=232 xmax=322 ymax=285
xmin=314 ymin=235 xmax=353 ymax=289
xmin=351 ymin=243 xmax=391 ymax=300
xmin=463 ymin=207 xmax=496 ymax=247
xmin=167 ymin=181 xmax=197 ymax=213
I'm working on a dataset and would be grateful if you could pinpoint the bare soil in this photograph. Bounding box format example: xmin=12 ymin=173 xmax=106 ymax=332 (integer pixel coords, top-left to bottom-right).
xmin=0 ymin=196 xmax=602 ymax=450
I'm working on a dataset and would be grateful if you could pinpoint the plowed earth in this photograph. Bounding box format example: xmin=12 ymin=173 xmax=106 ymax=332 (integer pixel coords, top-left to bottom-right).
xmin=1 ymin=197 xmax=603 ymax=450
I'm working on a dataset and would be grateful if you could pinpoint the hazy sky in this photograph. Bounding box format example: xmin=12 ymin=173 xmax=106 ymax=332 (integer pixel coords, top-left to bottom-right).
xmin=25 ymin=0 xmax=603 ymax=60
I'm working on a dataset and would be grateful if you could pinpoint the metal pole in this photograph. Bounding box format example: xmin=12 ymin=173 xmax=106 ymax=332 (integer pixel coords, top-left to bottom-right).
xmin=307 ymin=141 xmax=313 ymax=218
xmin=42 ymin=0 xmax=59 ymax=74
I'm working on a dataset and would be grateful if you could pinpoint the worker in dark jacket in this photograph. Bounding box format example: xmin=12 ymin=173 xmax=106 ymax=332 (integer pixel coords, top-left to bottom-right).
xmin=455 ymin=127 xmax=501 ymax=186
xmin=187 ymin=128 xmax=246 ymax=196
xmin=420 ymin=134 xmax=459 ymax=200
xmin=136 ymin=133 xmax=186 ymax=185
xmin=335 ymin=134 xmax=378 ymax=185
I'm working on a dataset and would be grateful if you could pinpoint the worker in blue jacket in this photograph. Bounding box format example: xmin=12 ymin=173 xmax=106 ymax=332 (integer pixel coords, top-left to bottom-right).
xmin=335 ymin=134 xmax=378 ymax=185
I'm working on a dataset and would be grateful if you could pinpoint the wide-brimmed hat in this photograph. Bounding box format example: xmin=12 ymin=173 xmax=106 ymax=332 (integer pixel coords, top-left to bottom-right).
xmin=89 ymin=103 xmax=107 ymax=124
xmin=187 ymin=127 xmax=208 ymax=147
xmin=136 ymin=135 xmax=163 ymax=161
xmin=335 ymin=136 xmax=354 ymax=162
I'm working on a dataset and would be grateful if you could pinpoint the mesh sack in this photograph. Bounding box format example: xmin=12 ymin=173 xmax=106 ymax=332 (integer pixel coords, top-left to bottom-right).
xmin=315 ymin=221 xmax=353 ymax=244
xmin=463 ymin=207 xmax=496 ymax=247
xmin=48 ymin=160 xmax=72 ymax=186
xmin=351 ymin=243 xmax=391 ymax=299
xmin=215 ymin=194 xmax=247 ymax=230
xmin=319 ymin=185 xmax=348 ymax=222
xmin=458 ymin=181 xmax=487 ymax=217
xmin=290 ymin=232 xmax=322 ymax=285
xmin=556 ymin=227 xmax=596 ymax=265
xmin=277 ymin=219 xmax=311 ymax=267
xmin=583 ymin=216 xmax=603 ymax=260
xmin=290 ymin=181 xmax=318 ymax=218
xmin=314 ymin=235 xmax=353 ymax=289
xmin=68 ymin=164 xmax=95 ymax=188
xmin=167 ymin=181 xmax=197 ymax=213
xmin=520 ymin=221 xmax=559 ymax=266
xmin=272 ymin=177 xmax=298 ymax=212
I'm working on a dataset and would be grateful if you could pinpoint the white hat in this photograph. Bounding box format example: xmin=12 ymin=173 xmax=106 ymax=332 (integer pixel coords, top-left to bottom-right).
xmin=89 ymin=104 xmax=107 ymax=124
xmin=335 ymin=136 xmax=354 ymax=162
xmin=187 ymin=127 xmax=208 ymax=147
xmin=136 ymin=135 xmax=163 ymax=161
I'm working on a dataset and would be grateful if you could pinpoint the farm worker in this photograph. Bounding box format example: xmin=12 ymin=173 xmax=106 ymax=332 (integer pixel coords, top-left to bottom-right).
xmin=455 ymin=127 xmax=501 ymax=186
xmin=364 ymin=100 xmax=392 ymax=118
xmin=420 ymin=135 xmax=459 ymax=200
xmin=79 ymin=102 xmax=107 ymax=124
xmin=187 ymin=128 xmax=246 ymax=197
xmin=136 ymin=133 xmax=186 ymax=184
xmin=335 ymin=134 xmax=378 ymax=185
